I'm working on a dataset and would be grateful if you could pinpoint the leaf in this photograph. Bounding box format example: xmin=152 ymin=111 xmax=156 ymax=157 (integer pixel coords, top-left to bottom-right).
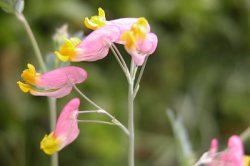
xmin=0 ymin=0 xmax=24 ymax=14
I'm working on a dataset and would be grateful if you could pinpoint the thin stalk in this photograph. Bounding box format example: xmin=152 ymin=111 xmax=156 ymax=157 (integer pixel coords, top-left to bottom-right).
xmin=48 ymin=98 xmax=58 ymax=166
xmin=134 ymin=57 xmax=148 ymax=98
xmin=128 ymin=60 xmax=136 ymax=166
xmin=78 ymin=110 xmax=103 ymax=114
xmin=240 ymin=126 xmax=250 ymax=142
xmin=15 ymin=13 xmax=46 ymax=72
xmin=128 ymin=82 xmax=134 ymax=166
xmin=73 ymin=84 xmax=129 ymax=135
xmin=111 ymin=44 xmax=129 ymax=71
xmin=15 ymin=13 xmax=58 ymax=166
xmin=110 ymin=45 xmax=130 ymax=82
xmin=77 ymin=120 xmax=115 ymax=125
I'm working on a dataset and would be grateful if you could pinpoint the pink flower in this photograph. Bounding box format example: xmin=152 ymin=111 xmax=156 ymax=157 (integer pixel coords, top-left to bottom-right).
xmin=55 ymin=8 xmax=158 ymax=65
xmin=219 ymin=135 xmax=244 ymax=165
xmin=17 ymin=64 xmax=87 ymax=98
xmin=55 ymin=18 xmax=138 ymax=62
xmin=56 ymin=25 xmax=121 ymax=62
xmin=121 ymin=18 xmax=158 ymax=66
xmin=202 ymin=135 xmax=244 ymax=166
xmin=40 ymin=98 xmax=80 ymax=155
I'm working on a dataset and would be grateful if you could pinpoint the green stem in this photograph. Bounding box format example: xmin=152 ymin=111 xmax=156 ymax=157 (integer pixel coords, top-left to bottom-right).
xmin=111 ymin=44 xmax=129 ymax=72
xmin=73 ymin=85 xmax=129 ymax=135
xmin=134 ymin=57 xmax=148 ymax=98
xmin=48 ymin=98 xmax=58 ymax=166
xmin=110 ymin=44 xmax=130 ymax=82
xmin=240 ymin=126 xmax=250 ymax=142
xmin=128 ymin=82 xmax=134 ymax=166
xmin=77 ymin=120 xmax=115 ymax=125
xmin=15 ymin=13 xmax=46 ymax=72
xmin=15 ymin=12 xmax=58 ymax=166
xmin=128 ymin=60 xmax=136 ymax=166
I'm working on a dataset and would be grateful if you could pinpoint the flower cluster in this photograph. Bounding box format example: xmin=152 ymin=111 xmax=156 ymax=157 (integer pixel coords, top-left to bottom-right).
xmin=55 ymin=7 xmax=158 ymax=66
xmin=17 ymin=8 xmax=158 ymax=154
xmin=195 ymin=135 xmax=250 ymax=166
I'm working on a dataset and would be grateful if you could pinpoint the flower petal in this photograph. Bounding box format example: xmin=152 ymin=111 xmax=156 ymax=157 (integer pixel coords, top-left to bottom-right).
xmin=54 ymin=98 xmax=80 ymax=150
xmin=137 ymin=33 xmax=158 ymax=55
xmin=30 ymin=85 xmax=72 ymax=98
xmin=37 ymin=66 xmax=87 ymax=89
xmin=224 ymin=135 xmax=244 ymax=165
xmin=73 ymin=25 xmax=121 ymax=61
xmin=40 ymin=98 xmax=80 ymax=154
xmin=108 ymin=18 xmax=138 ymax=44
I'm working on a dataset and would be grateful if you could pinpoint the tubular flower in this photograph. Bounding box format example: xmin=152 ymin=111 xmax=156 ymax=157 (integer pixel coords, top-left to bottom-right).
xmin=40 ymin=98 xmax=80 ymax=155
xmin=55 ymin=8 xmax=157 ymax=63
xmin=55 ymin=8 xmax=138 ymax=62
xmin=121 ymin=17 xmax=158 ymax=66
xmin=54 ymin=25 xmax=121 ymax=62
xmin=17 ymin=64 xmax=87 ymax=98
xmin=196 ymin=135 xmax=250 ymax=166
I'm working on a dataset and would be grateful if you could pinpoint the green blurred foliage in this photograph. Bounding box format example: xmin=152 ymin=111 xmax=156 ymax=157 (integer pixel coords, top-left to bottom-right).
xmin=0 ymin=0 xmax=250 ymax=165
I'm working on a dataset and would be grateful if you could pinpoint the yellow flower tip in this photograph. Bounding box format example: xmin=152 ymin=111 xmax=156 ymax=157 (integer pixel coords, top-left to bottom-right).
xmin=40 ymin=133 xmax=61 ymax=155
xmin=121 ymin=31 xmax=136 ymax=51
xmin=54 ymin=51 xmax=70 ymax=62
xmin=131 ymin=17 xmax=149 ymax=40
xmin=84 ymin=7 xmax=106 ymax=30
xmin=55 ymin=38 xmax=81 ymax=62
xmin=21 ymin=63 xmax=38 ymax=85
xmin=137 ymin=17 xmax=149 ymax=27
xmin=244 ymin=155 xmax=250 ymax=166
xmin=17 ymin=81 xmax=31 ymax=93
xmin=84 ymin=17 xmax=98 ymax=30
xmin=98 ymin=7 xmax=105 ymax=17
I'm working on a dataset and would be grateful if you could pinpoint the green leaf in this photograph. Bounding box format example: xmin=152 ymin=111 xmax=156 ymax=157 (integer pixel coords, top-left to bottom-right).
xmin=0 ymin=0 xmax=24 ymax=14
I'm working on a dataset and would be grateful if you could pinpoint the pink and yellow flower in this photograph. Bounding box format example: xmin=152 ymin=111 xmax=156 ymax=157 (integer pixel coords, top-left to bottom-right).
xmin=197 ymin=135 xmax=250 ymax=166
xmin=17 ymin=64 xmax=87 ymax=98
xmin=55 ymin=25 xmax=121 ymax=62
xmin=121 ymin=18 xmax=158 ymax=66
xmin=40 ymin=98 xmax=80 ymax=155
xmin=55 ymin=8 xmax=157 ymax=65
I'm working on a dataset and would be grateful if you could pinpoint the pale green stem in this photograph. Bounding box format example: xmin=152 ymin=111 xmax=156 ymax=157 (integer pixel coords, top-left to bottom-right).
xmin=73 ymin=85 xmax=129 ymax=135
xmin=134 ymin=57 xmax=148 ymax=98
xmin=15 ymin=13 xmax=46 ymax=72
xmin=128 ymin=60 xmax=136 ymax=166
xmin=15 ymin=12 xmax=58 ymax=166
xmin=110 ymin=44 xmax=130 ymax=82
xmin=77 ymin=120 xmax=115 ymax=125
xmin=78 ymin=110 xmax=103 ymax=114
xmin=48 ymin=98 xmax=58 ymax=166
xmin=240 ymin=126 xmax=250 ymax=142
xmin=111 ymin=44 xmax=129 ymax=72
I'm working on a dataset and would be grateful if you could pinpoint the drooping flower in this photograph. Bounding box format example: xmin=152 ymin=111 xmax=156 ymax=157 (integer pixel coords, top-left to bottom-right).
xmin=17 ymin=64 xmax=87 ymax=98
xmin=54 ymin=25 xmax=121 ymax=62
xmin=121 ymin=17 xmax=158 ymax=66
xmin=55 ymin=8 xmax=157 ymax=65
xmin=40 ymin=98 xmax=80 ymax=155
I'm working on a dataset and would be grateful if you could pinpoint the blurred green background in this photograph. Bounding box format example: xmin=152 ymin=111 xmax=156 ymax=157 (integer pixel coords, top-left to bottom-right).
xmin=0 ymin=0 xmax=250 ymax=165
